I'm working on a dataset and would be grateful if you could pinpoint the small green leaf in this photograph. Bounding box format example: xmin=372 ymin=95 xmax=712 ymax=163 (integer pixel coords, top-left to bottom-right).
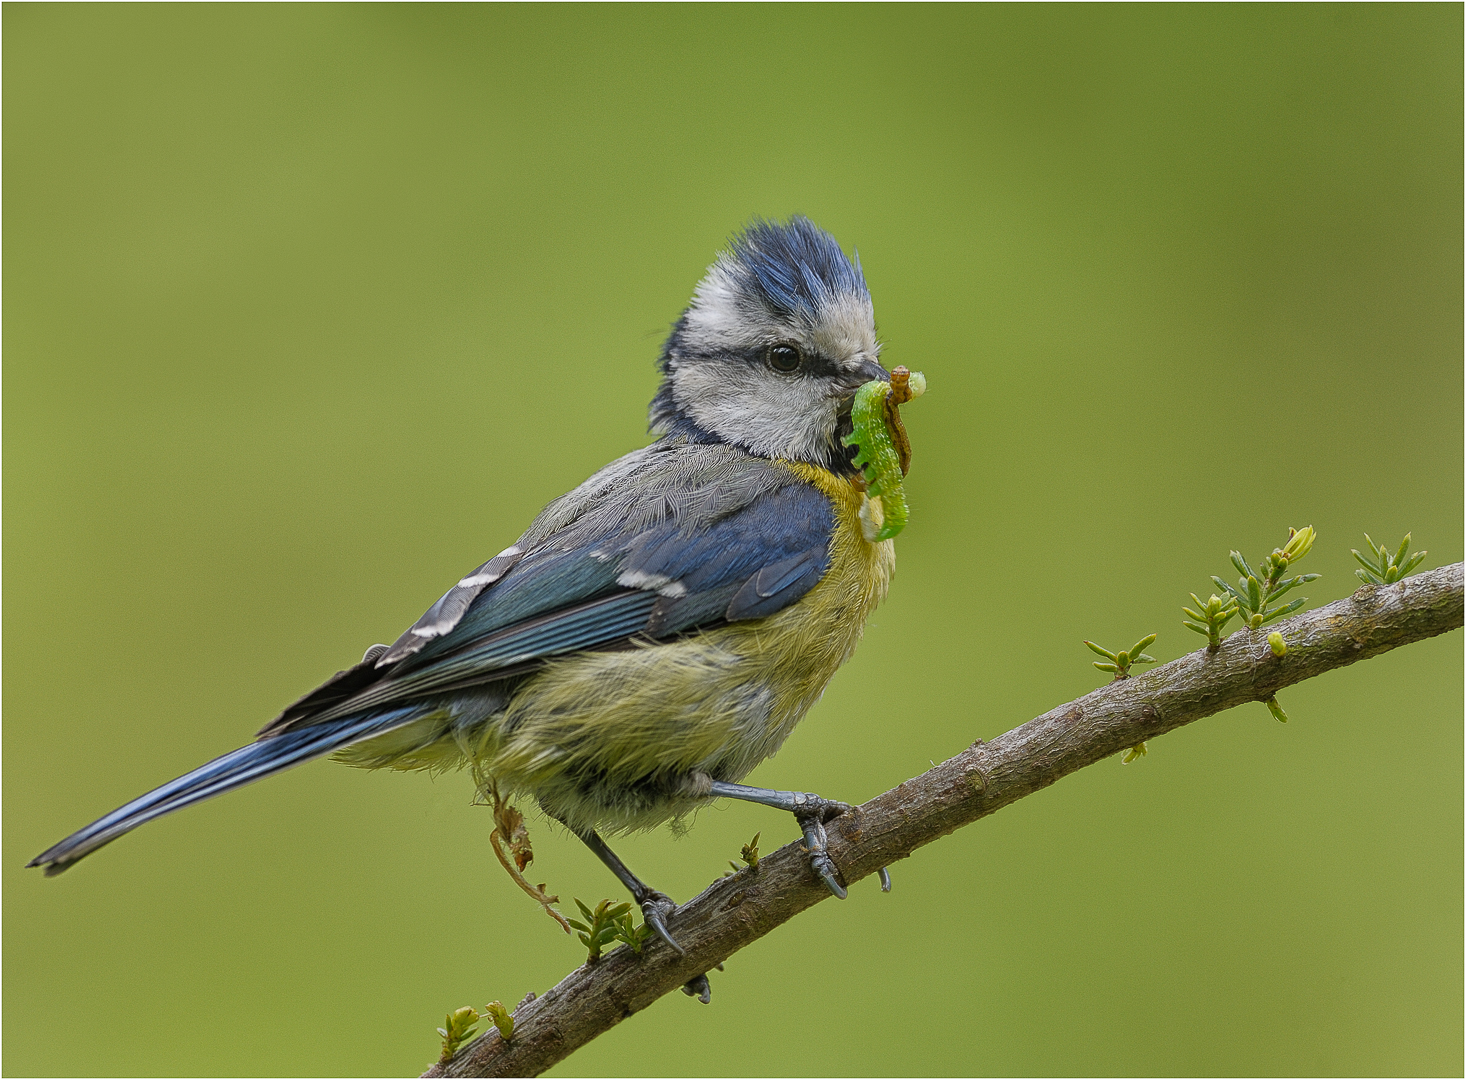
xmin=1265 ymin=697 xmax=1289 ymax=723
xmin=1261 ymin=598 xmax=1306 ymax=623
xmin=1351 ymin=548 xmax=1381 ymax=574
xmin=1266 ymin=577 xmax=1304 ymax=602
xmin=1268 ymin=632 xmax=1287 ymax=657
xmin=1084 ymin=640 xmax=1119 ymax=661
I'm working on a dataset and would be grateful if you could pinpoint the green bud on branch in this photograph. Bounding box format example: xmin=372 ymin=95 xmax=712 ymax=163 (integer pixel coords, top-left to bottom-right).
xmin=483 ymin=1001 xmax=514 ymax=1043
xmin=1353 ymin=532 xmax=1428 ymax=586
xmin=1212 ymin=526 xmax=1320 ymax=631
xmin=1083 ymin=634 xmax=1156 ymax=680
xmin=568 ymin=899 xmax=634 ymax=964
xmin=726 ymin=832 xmax=761 ymax=875
xmin=1183 ymin=591 xmax=1239 ymax=651
xmin=438 ymin=1006 xmax=481 ymax=1064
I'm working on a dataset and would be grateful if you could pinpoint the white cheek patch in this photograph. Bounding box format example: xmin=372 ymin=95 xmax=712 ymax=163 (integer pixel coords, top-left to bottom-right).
xmin=671 ymin=363 xmax=838 ymax=463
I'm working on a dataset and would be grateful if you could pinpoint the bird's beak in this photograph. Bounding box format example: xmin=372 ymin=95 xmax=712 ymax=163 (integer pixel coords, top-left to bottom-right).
xmin=851 ymin=358 xmax=891 ymax=387
xmin=835 ymin=358 xmax=891 ymax=401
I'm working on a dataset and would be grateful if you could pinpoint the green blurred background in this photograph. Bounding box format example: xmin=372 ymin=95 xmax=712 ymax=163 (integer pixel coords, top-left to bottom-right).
xmin=5 ymin=4 xmax=1461 ymax=1076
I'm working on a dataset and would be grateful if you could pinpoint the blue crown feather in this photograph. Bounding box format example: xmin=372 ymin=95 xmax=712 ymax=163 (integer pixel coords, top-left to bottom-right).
xmin=723 ymin=216 xmax=869 ymax=322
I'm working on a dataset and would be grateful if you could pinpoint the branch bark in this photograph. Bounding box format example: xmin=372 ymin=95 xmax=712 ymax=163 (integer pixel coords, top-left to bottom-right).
xmin=425 ymin=563 xmax=1463 ymax=1079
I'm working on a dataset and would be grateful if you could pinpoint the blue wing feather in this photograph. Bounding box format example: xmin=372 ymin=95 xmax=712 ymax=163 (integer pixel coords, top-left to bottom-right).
xmin=402 ymin=550 xmax=624 ymax=668
xmin=262 ymin=450 xmax=836 ymax=735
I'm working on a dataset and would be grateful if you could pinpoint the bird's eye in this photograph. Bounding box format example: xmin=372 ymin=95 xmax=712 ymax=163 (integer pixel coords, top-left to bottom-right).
xmin=766 ymin=344 xmax=802 ymax=373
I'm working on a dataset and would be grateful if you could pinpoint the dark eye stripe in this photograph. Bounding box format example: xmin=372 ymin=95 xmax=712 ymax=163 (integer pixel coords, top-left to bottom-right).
xmin=719 ymin=343 xmax=841 ymax=379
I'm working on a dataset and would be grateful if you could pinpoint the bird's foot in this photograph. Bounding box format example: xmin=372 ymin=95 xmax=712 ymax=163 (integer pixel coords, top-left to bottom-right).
xmin=791 ymin=793 xmax=852 ymax=899
xmin=638 ymin=890 xmax=684 ymax=955
xmin=705 ymin=781 xmax=895 ymax=898
xmin=681 ymin=972 xmax=711 ymax=1003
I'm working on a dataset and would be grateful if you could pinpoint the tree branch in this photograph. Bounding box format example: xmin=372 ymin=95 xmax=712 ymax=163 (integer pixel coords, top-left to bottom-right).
xmin=425 ymin=563 xmax=1463 ymax=1079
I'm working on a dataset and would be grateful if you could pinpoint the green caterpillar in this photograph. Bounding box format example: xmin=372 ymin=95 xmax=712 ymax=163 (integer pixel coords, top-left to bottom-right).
xmin=843 ymin=365 xmax=927 ymax=542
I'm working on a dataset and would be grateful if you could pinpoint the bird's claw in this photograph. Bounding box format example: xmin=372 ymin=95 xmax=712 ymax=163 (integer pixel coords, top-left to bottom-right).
xmin=640 ymin=891 xmax=684 ymax=955
xmin=680 ymin=972 xmax=712 ymax=1003
xmin=808 ymin=845 xmax=847 ymax=898
xmin=793 ymin=795 xmax=849 ymax=899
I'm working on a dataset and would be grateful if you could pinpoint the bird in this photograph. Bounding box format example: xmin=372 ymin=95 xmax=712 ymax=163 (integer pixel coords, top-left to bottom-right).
xmin=30 ymin=216 xmax=909 ymax=971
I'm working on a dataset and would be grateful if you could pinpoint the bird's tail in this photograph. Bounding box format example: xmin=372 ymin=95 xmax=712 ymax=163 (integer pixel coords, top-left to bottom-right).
xmin=27 ymin=706 xmax=427 ymax=876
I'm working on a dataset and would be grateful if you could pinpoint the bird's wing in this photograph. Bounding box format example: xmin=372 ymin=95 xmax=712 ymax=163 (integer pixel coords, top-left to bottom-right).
xmin=259 ymin=443 xmax=835 ymax=736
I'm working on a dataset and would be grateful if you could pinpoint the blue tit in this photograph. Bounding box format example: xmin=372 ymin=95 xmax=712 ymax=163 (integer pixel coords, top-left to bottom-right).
xmin=30 ymin=216 xmax=905 ymax=957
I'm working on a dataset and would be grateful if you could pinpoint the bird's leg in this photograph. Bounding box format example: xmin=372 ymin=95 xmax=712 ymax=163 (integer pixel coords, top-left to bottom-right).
xmin=571 ymin=827 xmax=684 ymax=955
xmin=570 ymin=827 xmax=715 ymax=1002
xmin=707 ymin=780 xmax=890 ymax=899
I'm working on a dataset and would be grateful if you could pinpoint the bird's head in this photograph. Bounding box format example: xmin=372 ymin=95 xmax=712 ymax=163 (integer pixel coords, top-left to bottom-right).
xmin=649 ymin=217 xmax=888 ymax=472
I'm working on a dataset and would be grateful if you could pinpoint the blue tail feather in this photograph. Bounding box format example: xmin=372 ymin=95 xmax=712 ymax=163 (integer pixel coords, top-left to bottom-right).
xmin=27 ymin=707 xmax=426 ymax=875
